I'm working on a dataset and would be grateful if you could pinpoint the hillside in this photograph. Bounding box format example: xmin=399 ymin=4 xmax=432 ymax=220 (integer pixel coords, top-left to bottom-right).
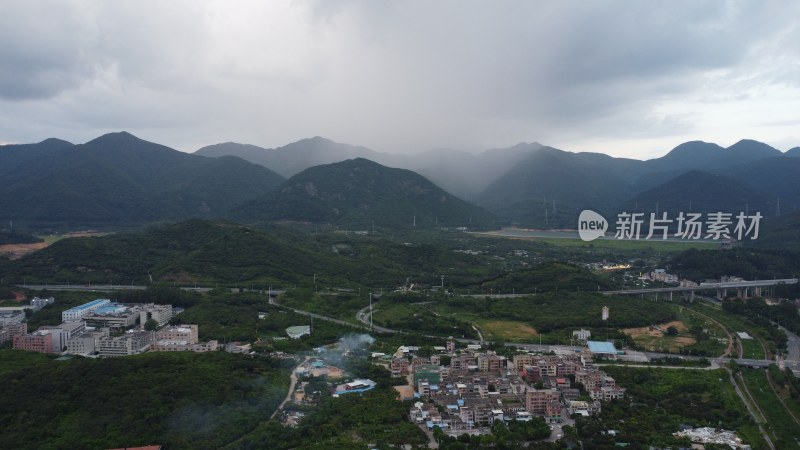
xmin=479 ymin=262 xmax=615 ymax=293
xmin=196 ymin=137 xmax=382 ymax=178
xmin=622 ymin=170 xmax=770 ymax=215
xmin=476 ymin=147 xmax=631 ymax=227
xmin=0 ymin=132 xmax=285 ymax=228
xmin=235 ymin=158 xmax=496 ymax=229
xmin=0 ymin=219 xmax=504 ymax=288
xmin=727 ymin=157 xmax=800 ymax=213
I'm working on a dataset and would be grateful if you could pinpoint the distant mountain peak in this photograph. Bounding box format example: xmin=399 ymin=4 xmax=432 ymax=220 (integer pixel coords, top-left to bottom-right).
xmin=38 ymin=137 xmax=73 ymax=146
xmin=86 ymin=130 xmax=147 ymax=146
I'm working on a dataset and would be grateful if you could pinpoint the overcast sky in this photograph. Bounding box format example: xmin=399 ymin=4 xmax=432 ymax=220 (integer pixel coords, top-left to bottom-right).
xmin=1 ymin=1 xmax=798 ymax=159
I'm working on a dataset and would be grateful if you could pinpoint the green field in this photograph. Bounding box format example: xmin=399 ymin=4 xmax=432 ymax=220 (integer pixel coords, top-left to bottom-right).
xmin=741 ymin=368 xmax=800 ymax=449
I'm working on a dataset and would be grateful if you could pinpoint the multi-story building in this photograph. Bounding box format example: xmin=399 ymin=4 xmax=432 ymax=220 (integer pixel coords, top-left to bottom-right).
xmin=139 ymin=304 xmax=173 ymax=328
xmin=525 ymin=388 xmax=559 ymax=415
xmin=84 ymin=303 xmax=139 ymax=329
xmin=39 ymin=321 xmax=86 ymax=352
xmin=62 ymin=299 xmax=111 ymax=322
xmin=97 ymin=330 xmax=154 ymax=357
xmin=391 ymin=356 xmax=409 ymax=377
xmin=151 ymin=339 xmax=219 ymax=352
xmin=13 ymin=331 xmax=53 ymax=353
xmin=0 ymin=310 xmax=25 ymax=326
xmin=150 ymin=324 xmax=218 ymax=352
xmin=66 ymin=329 xmax=109 ymax=355
xmin=155 ymin=325 xmax=198 ymax=344
xmin=1 ymin=322 xmax=27 ymax=340
xmin=30 ymin=296 xmax=55 ymax=310
xmin=477 ymin=353 xmax=504 ymax=372
xmin=513 ymin=354 xmax=533 ymax=371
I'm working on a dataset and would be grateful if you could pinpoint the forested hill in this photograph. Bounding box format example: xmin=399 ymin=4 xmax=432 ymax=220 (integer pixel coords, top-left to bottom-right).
xmin=235 ymin=158 xmax=497 ymax=230
xmin=0 ymin=132 xmax=285 ymax=229
xmin=0 ymin=219 xmax=495 ymax=288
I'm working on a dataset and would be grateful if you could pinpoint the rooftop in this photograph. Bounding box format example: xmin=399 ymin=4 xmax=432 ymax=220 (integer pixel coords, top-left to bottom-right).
xmin=587 ymin=341 xmax=618 ymax=354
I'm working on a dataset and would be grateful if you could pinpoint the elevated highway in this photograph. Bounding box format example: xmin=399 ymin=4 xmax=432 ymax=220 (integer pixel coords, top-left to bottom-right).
xmin=604 ymin=278 xmax=798 ymax=300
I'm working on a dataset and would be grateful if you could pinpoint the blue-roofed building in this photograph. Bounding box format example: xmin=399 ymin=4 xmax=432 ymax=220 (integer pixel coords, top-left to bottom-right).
xmin=62 ymin=299 xmax=111 ymax=322
xmin=587 ymin=341 xmax=619 ymax=357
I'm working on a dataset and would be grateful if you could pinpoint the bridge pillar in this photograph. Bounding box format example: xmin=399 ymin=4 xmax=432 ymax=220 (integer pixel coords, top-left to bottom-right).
xmin=689 ymin=290 xmax=695 ymax=302
xmin=755 ymin=287 xmax=761 ymax=297
xmin=737 ymin=288 xmax=743 ymax=299
xmin=717 ymin=289 xmax=723 ymax=300
xmin=668 ymin=291 xmax=673 ymax=302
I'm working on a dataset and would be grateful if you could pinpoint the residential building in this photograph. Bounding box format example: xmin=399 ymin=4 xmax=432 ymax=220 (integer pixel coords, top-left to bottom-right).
xmin=62 ymin=299 xmax=111 ymax=322
xmin=391 ymin=356 xmax=409 ymax=377
xmin=525 ymin=388 xmax=559 ymax=415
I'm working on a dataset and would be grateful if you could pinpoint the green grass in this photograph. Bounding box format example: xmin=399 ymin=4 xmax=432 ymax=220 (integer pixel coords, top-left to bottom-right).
xmin=741 ymin=368 xmax=800 ymax=449
xmin=278 ymin=289 xmax=365 ymax=324
xmin=741 ymin=337 xmax=766 ymax=360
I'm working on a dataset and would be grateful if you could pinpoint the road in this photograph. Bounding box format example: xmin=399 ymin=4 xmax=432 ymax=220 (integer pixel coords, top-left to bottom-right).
xmin=271 ymin=356 xmax=311 ymax=420
xmin=20 ymin=283 xmax=211 ymax=293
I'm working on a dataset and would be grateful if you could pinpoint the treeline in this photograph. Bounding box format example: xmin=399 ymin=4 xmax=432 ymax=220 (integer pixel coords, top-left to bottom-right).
xmin=668 ymin=248 xmax=800 ymax=281
xmin=478 ymin=262 xmax=616 ymax=294
xmin=228 ymin=387 xmax=428 ymax=449
xmin=577 ymin=367 xmax=759 ymax=448
xmin=0 ymin=351 xmax=291 ymax=450
xmin=722 ymin=297 xmax=797 ymax=349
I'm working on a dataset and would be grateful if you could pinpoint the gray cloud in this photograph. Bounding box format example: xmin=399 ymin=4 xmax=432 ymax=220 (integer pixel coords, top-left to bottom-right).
xmin=0 ymin=0 xmax=798 ymax=158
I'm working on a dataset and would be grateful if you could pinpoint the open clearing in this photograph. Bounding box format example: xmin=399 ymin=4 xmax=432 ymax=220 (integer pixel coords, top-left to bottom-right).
xmin=623 ymin=320 xmax=697 ymax=352
xmin=475 ymin=319 xmax=538 ymax=341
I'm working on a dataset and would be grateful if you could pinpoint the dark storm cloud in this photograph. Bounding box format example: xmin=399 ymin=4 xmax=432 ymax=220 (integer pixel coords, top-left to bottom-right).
xmin=0 ymin=1 xmax=797 ymax=157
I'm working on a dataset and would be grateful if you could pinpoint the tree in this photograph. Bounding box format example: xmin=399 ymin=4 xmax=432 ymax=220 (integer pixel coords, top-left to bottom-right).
xmin=666 ymin=326 xmax=678 ymax=336
xmin=144 ymin=318 xmax=159 ymax=331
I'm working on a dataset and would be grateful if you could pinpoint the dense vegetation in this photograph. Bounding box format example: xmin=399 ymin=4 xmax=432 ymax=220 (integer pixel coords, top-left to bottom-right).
xmin=479 ymin=262 xmax=615 ymax=294
xmin=668 ymin=247 xmax=800 ymax=281
xmin=371 ymin=291 xmax=676 ymax=344
xmin=0 ymin=351 xmax=291 ymax=450
xmin=229 ymin=386 xmax=428 ymax=449
xmin=235 ymin=157 xmax=497 ymax=229
xmin=0 ymin=132 xmax=285 ymax=229
xmin=576 ymin=367 xmax=761 ymax=449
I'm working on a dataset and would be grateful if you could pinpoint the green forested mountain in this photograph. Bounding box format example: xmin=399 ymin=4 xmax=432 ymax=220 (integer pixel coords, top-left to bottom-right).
xmin=0 ymin=132 xmax=285 ymax=229
xmin=195 ymin=136 xmax=383 ymax=178
xmin=476 ymin=147 xmax=632 ymax=227
xmin=235 ymin=158 xmax=496 ymax=229
xmin=622 ymin=170 xmax=771 ymax=215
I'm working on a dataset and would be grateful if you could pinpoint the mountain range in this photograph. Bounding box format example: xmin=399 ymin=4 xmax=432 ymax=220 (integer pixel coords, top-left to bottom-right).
xmin=196 ymin=136 xmax=799 ymax=227
xmin=2 ymin=131 xmax=798 ymax=230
